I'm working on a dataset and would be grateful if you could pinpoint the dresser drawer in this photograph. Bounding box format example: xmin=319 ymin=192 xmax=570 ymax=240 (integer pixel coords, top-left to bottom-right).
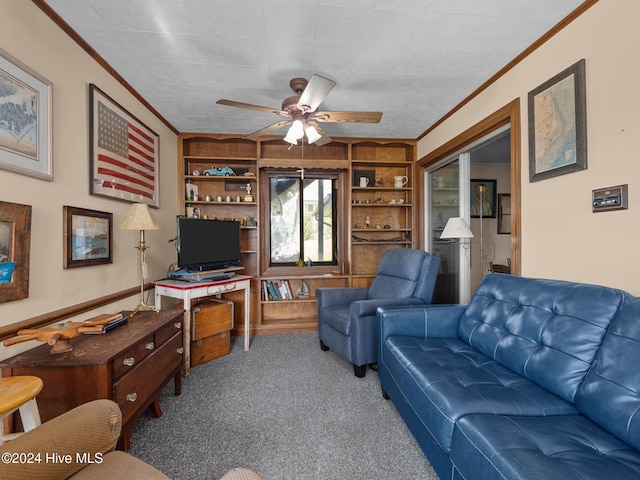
xmin=112 ymin=334 xmax=156 ymax=380
xmin=113 ymin=333 xmax=183 ymax=422
xmin=155 ymin=316 xmax=183 ymax=347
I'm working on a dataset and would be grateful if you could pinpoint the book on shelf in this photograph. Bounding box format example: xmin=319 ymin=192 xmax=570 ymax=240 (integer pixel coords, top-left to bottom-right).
xmin=261 ymin=280 xmax=294 ymax=301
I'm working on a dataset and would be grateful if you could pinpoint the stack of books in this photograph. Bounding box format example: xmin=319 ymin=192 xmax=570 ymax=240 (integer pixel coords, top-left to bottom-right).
xmin=261 ymin=280 xmax=293 ymax=301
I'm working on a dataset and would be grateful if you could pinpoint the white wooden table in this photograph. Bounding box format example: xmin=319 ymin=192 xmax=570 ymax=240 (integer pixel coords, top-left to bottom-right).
xmin=154 ymin=275 xmax=252 ymax=376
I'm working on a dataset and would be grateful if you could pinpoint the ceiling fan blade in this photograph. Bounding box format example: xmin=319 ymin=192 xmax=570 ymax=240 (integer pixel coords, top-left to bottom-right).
xmin=307 ymin=122 xmax=332 ymax=146
xmin=296 ymin=75 xmax=336 ymax=113
xmin=217 ymin=99 xmax=288 ymax=117
xmin=243 ymin=120 xmax=292 ymax=140
xmin=313 ymin=110 xmax=382 ymax=123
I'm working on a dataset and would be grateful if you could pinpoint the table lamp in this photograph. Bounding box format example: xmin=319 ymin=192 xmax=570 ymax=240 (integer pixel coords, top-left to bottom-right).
xmin=440 ymin=217 xmax=474 ymax=242
xmin=119 ymin=203 xmax=160 ymax=314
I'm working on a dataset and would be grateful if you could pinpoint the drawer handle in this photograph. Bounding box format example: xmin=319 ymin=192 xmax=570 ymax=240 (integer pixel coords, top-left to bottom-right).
xmin=123 ymin=357 xmax=135 ymax=367
xmin=126 ymin=393 xmax=138 ymax=402
xmin=145 ymin=342 xmax=155 ymax=350
xmin=177 ymin=347 xmax=184 ymax=354
xmin=174 ymin=322 xmax=182 ymax=329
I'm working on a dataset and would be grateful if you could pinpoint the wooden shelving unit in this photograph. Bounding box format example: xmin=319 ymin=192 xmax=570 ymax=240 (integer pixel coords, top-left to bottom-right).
xmin=178 ymin=134 xmax=416 ymax=335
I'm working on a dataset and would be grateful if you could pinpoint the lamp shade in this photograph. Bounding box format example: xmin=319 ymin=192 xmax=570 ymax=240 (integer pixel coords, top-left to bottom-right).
xmin=305 ymin=124 xmax=322 ymax=144
xmin=283 ymin=128 xmax=298 ymax=145
xmin=440 ymin=217 xmax=474 ymax=239
xmin=118 ymin=203 xmax=160 ymax=231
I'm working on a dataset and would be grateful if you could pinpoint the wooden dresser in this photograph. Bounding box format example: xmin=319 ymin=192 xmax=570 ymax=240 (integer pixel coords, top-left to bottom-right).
xmin=0 ymin=309 xmax=184 ymax=450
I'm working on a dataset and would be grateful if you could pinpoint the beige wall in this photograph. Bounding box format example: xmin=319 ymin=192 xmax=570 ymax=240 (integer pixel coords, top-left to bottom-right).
xmin=419 ymin=0 xmax=640 ymax=294
xmin=0 ymin=1 xmax=178 ymax=359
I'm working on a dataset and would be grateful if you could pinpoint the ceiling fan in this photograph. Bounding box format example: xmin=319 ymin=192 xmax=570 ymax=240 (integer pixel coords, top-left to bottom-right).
xmin=216 ymin=75 xmax=382 ymax=146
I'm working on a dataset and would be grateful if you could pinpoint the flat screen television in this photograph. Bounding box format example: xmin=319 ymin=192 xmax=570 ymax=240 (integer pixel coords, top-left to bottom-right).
xmin=176 ymin=217 xmax=241 ymax=272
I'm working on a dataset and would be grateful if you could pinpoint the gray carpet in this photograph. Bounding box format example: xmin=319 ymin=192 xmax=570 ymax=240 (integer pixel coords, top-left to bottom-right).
xmin=129 ymin=333 xmax=438 ymax=480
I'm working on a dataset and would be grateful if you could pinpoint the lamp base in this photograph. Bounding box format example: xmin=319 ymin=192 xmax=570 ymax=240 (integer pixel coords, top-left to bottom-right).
xmin=130 ymin=302 xmax=158 ymax=316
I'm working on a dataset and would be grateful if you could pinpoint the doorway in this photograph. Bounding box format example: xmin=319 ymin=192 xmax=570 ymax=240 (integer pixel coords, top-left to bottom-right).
xmin=426 ymin=127 xmax=510 ymax=303
xmin=420 ymin=98 xmax=521 ymax=304
xmin=468 ymin=130 xmax=511 ymax=294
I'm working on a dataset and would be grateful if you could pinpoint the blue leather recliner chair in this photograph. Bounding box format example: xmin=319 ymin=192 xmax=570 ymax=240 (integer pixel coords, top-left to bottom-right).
xmin=316 ymin=248 xmax=440 ymax=377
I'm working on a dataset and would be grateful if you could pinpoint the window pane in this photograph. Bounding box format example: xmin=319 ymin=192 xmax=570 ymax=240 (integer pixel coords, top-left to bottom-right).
xmin=303 ymin=178 xmax=333 ymax=262
xmin=270 ymin=178 xmax=300 ymax=263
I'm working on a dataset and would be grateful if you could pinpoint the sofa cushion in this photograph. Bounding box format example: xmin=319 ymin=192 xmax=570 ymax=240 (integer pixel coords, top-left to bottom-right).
xmin=458 ymin=274 xmax=625 ymax=403
xmin=576 ymin=294 xmax=640 ymax=451
xmin=451 ymin=414 xmax=640 ymax=480
xmin=383 ymin=335 xmax=577 ymax=453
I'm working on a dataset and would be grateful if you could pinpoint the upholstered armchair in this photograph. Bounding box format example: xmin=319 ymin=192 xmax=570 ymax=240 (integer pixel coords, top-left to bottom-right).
xmin=317 ymin=248 xmax=440 ymax=377
xmin=0 ymin=399 xmax=262 ymax=480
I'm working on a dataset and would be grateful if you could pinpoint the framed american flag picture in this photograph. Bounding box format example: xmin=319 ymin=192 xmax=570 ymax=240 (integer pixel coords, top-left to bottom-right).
xmin=89 ymin=84 xmax=159 ymax=207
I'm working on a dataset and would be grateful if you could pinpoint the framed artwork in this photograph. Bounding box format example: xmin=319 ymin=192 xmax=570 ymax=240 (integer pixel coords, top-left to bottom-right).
xmin=528 ymin=59 xmax=587 ymax=182
xmin=497 ymin=193 xmax=511 ymax=234
xmin=0 ymin=49 xmax=53 ymax=181
xmin=470 ymin=179 xmax=497 ymax=218
xmin=0 ymin=201 xmax=32 ymax=303
xmin=63 ymin=206 xmax=113 ymax=269
xmin=89 ymin=84 xmax=160 ymax=207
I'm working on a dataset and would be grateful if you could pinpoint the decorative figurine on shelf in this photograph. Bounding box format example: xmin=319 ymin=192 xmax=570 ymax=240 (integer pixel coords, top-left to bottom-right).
xmin=365 ymin=215 xmax=371 ymax=228
xmin=244 ymin=183 xmax=253 ymax=202
xmin=375 ymin=177 xmax=384 ymax=186
xmin=296 ymin=280 xmax=310 ymax=298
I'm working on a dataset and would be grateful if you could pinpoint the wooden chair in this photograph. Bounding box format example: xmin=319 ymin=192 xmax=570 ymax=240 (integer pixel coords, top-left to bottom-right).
xmin=489 ymin=258 xmax=511 ymax=274
xmin=0 ymin=375 xmax=43 ymax=443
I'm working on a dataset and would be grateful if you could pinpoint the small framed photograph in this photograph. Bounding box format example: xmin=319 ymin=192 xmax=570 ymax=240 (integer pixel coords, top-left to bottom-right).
xmin=528 ymin=59 xmax=587 ymax=182
xmin=89 ymin=84 xmax=160 ymax=207
xmin=0 ymin=49 xmax=53 ymax=181
xmin=497 ymin=193 xmax=511 ymax=234
xmin=470 ymin=179 xmax=497 ymax=218
xmin=63 ymin=206 xmax=113 ymax=268
xmin=0 ymin=201 xmax=32 ymax=303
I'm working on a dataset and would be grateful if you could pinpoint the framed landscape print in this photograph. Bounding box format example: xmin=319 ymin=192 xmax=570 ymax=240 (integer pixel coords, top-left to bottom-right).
xmin=528 ymin=59 xmax=587 ymax=182
xmin=0 ymin=49 xmax=53 ymax=181
xmin=89 ymin=84 xmax=160 ymax=207
xmin=63 ymin=206 xmax=113 ymax=268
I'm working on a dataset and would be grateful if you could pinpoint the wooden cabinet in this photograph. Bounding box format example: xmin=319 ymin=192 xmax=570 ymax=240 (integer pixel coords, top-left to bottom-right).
xmin=180 ymin=136 xmax=259 ymax=279
xmin=350 ymin=142 xmax=416 ymax=282
xmin=260 ymin=276 xmax=349 ymax=331
xmin=0 ymin=310 xmax=184 ymax=451
xmin=178 ymin=134 xmax=416 ymax=334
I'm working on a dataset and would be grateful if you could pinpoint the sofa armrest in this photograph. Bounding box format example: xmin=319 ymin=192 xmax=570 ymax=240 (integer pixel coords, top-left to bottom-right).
xmin=378 ymin=304 xmax=467 ymax=343
xmin=351 ymin=297 xmax=425 ymax=318
xmin=316 ymin=287 xmax=369 ymax=308
xmin=0 ymin=399 xmax=121 ymax=480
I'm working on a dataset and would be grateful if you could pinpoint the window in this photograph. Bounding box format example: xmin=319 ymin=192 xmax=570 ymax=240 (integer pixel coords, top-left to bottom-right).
xmin=269 ymin=173 xmax=337 ymax=266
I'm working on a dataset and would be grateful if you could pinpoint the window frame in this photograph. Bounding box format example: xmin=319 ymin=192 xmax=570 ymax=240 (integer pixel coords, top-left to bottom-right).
xmin=260 ymin=167 xmax=348 ymax=277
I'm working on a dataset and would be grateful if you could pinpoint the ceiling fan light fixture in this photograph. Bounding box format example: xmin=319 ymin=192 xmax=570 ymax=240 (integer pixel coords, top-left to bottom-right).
xmin=283 ymin=128 xmax=298 ymax=145
xmin=305 ymin=124 xmax=321 ymax=143
xmin=289 ymin=119 xmax=304 ymax=140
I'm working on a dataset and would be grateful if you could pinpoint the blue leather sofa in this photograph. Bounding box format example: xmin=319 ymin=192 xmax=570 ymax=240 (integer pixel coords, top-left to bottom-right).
xmin=378 ymin=273 xmax=640 ymax=479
